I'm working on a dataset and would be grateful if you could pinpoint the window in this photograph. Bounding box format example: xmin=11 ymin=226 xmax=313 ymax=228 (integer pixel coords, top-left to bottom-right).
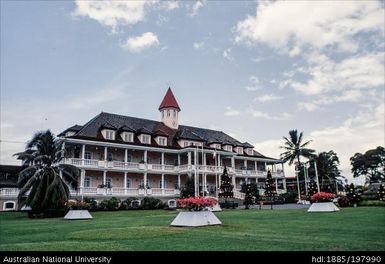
xmin=84 ymin=152 xmax=92 ymax=160
xmin=105 ymin=130 xmax=115 ymax=140
xmin=106 ymin=177 xmax=112 ymax=188
xmin=126 ymin=178 xmax=131 ymax=188
xmin=107 ymin=153 xmax=113 ymax=161
xmin=141 ymin=134 xmax=150 ymax=144
xmin=3 ymin=201 xmax=15 ymax=210
xmin=173 ymin=110 xmax=176 ymax=118
xmin=246 ymin=148 xmax=253 ymax=155
xmin=162 ymin=111 xmax=164 ymax=118
xmin=158 ymin=137 xmax=167 ymax=146
xmin=236 ymin=147 xmax=243 ymax=154
xmin=123 ymin=132 xmax=133 ymax=142
xmin=167 ymin=110 xmax=170 ymax=117
xmin=224 ymin=145 xmax=233 ymax=152
xmin=127 ymin=154 xmax=132 ymax=163
xmin=84 ymin=176 xmax=91 ymax=188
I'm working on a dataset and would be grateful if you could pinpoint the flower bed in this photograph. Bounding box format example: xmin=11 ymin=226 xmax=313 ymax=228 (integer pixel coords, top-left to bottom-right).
xmin=310 ymin=192 xmax=336 ymax=203
xmin=176 ymin=197 xmax=217 ymax=211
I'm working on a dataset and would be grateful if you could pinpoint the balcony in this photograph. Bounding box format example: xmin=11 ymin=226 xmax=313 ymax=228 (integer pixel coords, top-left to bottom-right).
xmin=62 ymin=158 xmax=284 ymax=177
xmin=0 ymin=188 xmax=19 ymax=197
xmin=74 ymin=187 xmax=180 ymax=197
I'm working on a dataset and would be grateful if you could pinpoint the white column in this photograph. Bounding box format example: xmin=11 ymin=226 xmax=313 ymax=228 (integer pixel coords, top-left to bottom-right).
xmin=178 ymin=154 xmax=181 ymax=166
xmin=231 ymin=156 xmax=235 ymax=168
xmin=144 ymin=172 xmax=147 ymax=195
xmin=244 ymin=159 xmax=247 ymax=169
xmin=188 ymin=152 xmax=191 ymax=166
xmin=254 ymin=161 xmax=257 ymax=171
xmin=144 ymin=150 xmax=147 ymax=163
xmin=124 ymin=172 xmax=127 ymax=194
xmin=103 ymin=171 xmax=107 ymax=185
xmin=203 ymin=153 xmax=206 ymax=167
xmin=282 ymin=163 xmax=285 ymax=176
xmin=314 ymin=161 xmax=320 ymax=192
xmin=81 ymin=144 xmax=85 ymax=166
xmin=275 ymin=178 xmax=278 ymax=193
xmin=161 ymin=174 xmax=165 ymax=195
xmin=232 ymin=175 xmax=236 ymax=189
xmin=80 ymin=169 xmax=85 ymax=194
xmin=218 ymin=154 xmax=221 ymax=167
xmin=104 ymin=147 xmax=108 ymax=168
xmin=203 ymin=173 xmax=207 ymax=197
xmin=124 ymin=149 xmax=128 ymax=163
xmin=177 ymin=174 xmax=181 ymax=189
xmin=194 ymin=149 xmax=198 ymax=197
xmin=283 ymin=178 xmax=287 ymax=192
xmin=161 ymin=152 xmax=165 ymax=169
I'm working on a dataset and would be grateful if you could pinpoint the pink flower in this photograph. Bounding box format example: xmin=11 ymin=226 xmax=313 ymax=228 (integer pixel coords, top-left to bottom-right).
xmin=310 ymin=192 xmax=336 ymax=203
xmin=176 ymin=197 xmax=217 ymax=211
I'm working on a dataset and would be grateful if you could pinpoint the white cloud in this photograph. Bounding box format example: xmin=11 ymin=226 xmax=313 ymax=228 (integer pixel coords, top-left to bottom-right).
xmin=248 ymin=109 xmax=291 ymax=120
xmin=297 ymin=102 xmax=321 ymax=112
xmin=162 ymin=1 xmax=179 ymax=11
xmin=121 ymin=32 xmax=160 ymax=53
xmin=224 ymin=107 xmax=241 ymax=116
xmin=235 ymin=1 xmax=384 ymax=54
xmin=245 ymin=86 xmax=259 ymax=91
xmin=291 ymin=52 xmax=384 ymax=95
xmin=73 ymin=0 xmax=158 ymax=32
xmin=248 ymin=75 xmax=259 ymax=84
xmin=254 ymin=102 xmax=384 ymax=182
xmin=254 ymin=94 xmax=282 ymax=102
xmin=189 ymin=0 xmax=206 ymax=17
xmin=222 ymin=48 xmax=234 ymax=61
xmin=193 ymin=41 xmax=205 ymax=50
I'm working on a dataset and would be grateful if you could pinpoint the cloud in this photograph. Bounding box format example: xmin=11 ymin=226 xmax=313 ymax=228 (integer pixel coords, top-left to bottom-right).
xmin=193 ymin=41 xmax=205 ymax=50
xmin=162 ymin=1 xmax=179 ymax=11
xmin=254 ymin=94 xmax=282 ymax=102
xmin=121 ymin=32 xmax=160 ymax=53
xmin=235 ymin=1 xmax=384 ymax=54
xmin=248 ymin=109 xmax=291 ymax=120
xmin=189 ymin=0 xmax=206 ymax=17
xmin=73 ymin=0 xmax=158 ymax=32
xmin=291 ymin=52 xmax=384 ymax=95
xmin=245 ymin=86 xmax=259 ymax=91
xmin=254 ymin=102 xmax=384 ymax=183
xmin=224 ymin=107 xmax=241 ymax=116
xmin=222 ymin=48 xmax=234 ymax=61
xmin=297 ymin=102 xmax=321 ymax=112
xmin=248 ymin=75 xmax=259 ymax=84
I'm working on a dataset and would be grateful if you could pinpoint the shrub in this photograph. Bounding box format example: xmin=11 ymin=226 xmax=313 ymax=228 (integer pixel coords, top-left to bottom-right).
xmin=280 ymin=191 xmax=297 ymax=203
xmin=141 ymin=197 xmax=165 ymax=209
xmin=310 ymin=192 xmax=336 ymax=203
xmin=106 ymin=197 xmax=121 ymax=211
xmin=337 ymin=196 xmax=350 ymax=207
xmin=119 ymin=198 xmax=134 ymax=210
xmin=83 ymin=198 xmax=98 ymax=211
xmin=358 ymin=200 xmax=385 ymax=207
xmin=65 ymin=200 xmax=90 ymax=210
xmin=98 ymin=200 xmax=108 ymax=211
xmin=177 ymin=196 xmax=217 ymax=211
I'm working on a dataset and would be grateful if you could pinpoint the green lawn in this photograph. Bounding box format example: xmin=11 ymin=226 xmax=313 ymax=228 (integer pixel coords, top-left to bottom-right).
xmin=0 ymin=207 xmax=384 ymax=251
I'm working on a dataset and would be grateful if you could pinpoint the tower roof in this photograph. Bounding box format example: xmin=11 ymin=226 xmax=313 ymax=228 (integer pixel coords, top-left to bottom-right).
xmin=159 ymin=87 xmax=181 ymax=111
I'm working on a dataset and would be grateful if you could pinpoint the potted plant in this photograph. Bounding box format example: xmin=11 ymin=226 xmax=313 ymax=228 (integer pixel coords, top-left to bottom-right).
xmin=170 ymin=197 xmax=222 ymax=227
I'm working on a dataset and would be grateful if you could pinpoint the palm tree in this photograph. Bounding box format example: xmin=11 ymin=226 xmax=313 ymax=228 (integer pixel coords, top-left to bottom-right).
xmin=14 ymin=130 xmax=79 ymax=213
xmin=280 ymin=130 xmax=315 ymax=200
xmin=308 ymin=151 xmax=342 ymax=192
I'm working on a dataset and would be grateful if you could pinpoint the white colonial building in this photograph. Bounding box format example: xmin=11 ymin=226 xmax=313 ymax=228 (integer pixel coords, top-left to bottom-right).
xmin=0 ymin=88 xmax=286 ymax=209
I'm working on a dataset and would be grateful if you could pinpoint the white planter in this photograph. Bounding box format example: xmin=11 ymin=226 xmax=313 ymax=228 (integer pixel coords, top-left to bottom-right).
xmin=307 ymin=202 xmax=340 ymax=212
xmin=64 ymin=210 xmax=93 ymax=220
xmin=138 ymin=189 xmax=145 ymax=195
xmin=170 ymin=210 xmax=222 ymax=227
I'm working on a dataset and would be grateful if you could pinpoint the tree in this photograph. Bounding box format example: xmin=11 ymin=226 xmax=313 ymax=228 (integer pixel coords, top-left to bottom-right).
xmin=345 ymin=183 xmax=361 ymax=207
xmin=280 ymin=130 xmax=315 ymax=201
xmin=180 ymin=177 xmax=195 ymax=198
xmin=308 ymin=151 xmax=341 ymax=192
xmin=264 ymin=170 xmax=277 ymax=209
xmin=218 ymin=166 xmax=233 ymax=202
xmin=241 ymin=183 xmax=254 ymax=209
xmin=350 ymin=146 xmax=385 ymax=184
xmin=307 ymin=180 xmax=318 ymax=201
xmin=377 ymin=183 xmax=385 ymax=202
xmin=14 ymin=130 xmax=79 ymax=215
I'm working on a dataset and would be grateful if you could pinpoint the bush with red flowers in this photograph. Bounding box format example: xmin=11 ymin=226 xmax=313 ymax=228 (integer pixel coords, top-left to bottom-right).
xmin=176 ymin=196 xmax=217 ymax=211
xmin=310 ymin=192 xmax=336 ymax=203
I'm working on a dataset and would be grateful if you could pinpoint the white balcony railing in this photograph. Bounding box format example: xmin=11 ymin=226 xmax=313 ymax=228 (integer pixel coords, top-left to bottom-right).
xmin=62 ymin=158 xmax=284 ymax=177
xmin=0 ymin=188 xmax=19 ymax=197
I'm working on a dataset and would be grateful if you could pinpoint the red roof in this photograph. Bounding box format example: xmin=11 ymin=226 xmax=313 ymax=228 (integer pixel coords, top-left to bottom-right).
xmin=159 ymin=87 xmax=181 ymax=111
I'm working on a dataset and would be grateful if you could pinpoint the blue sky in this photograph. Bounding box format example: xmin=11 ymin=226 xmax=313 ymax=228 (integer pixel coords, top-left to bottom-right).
xmin=1 ymin=0 xmax=384 ymax=183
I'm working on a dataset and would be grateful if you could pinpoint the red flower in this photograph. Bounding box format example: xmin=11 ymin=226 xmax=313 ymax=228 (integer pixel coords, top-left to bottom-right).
xmin=176 ymin=197 xmax=217 ymax=211
xmin=310 ymin=192 xmax=336 ymax=203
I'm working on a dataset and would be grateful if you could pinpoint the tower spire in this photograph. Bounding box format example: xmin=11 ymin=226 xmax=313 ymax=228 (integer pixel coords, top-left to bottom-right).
xmin=159 ymin=87 xmax=180 ymax=129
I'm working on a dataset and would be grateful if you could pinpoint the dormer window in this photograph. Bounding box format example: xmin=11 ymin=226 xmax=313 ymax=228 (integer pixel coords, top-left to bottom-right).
xmin=65 ymin=131 xmax=76 ymax=137
xmin=223 ymin=145 xmax=233 ymax=152
xmin=104 ymin=130 xmax=115 ymax=140
xmin=157 ymin=136 xmax=167 ymax=146
xmin=236 ymin=147 xmax=244 ymax=155
xmin=210 ymin=143 xmax=221 ymax=149
xmin=140 ymin=134 xmax=151 ymax=144
xmin=246 ymin=148 xmax=254 ymax=155
xmin=122 ymin=132 xmax=134 ymax=142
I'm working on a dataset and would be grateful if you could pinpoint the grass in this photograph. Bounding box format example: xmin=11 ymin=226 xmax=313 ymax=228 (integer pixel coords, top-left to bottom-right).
xmin=0 ymin=207 xmax=384 ymax=251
